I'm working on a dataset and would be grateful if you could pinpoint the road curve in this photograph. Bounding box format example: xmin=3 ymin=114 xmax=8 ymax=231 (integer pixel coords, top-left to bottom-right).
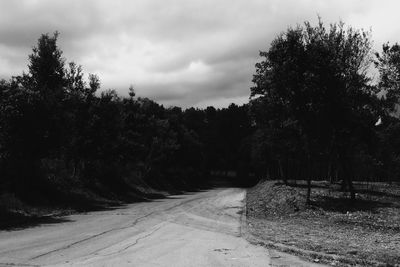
xmin=0 ymin=188 xmax=323 ymax=266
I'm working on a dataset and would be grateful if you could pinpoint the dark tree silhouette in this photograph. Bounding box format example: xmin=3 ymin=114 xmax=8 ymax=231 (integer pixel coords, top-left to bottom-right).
xmin=250 ymin=19 xmax=377 ymax=202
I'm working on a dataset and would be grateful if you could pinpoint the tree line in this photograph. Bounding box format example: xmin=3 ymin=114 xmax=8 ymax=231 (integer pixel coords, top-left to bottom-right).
xmin=0 ymin=32 xmax=253 ymax=206
xmin=1 ymin=18 xmax=400 ymax=206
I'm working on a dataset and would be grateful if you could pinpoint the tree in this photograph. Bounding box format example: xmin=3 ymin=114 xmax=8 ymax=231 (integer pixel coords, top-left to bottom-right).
xmin=65 ymin=62 xmax=85 ymax=98
xmin=128 ymin=84 xmax=136 ymax=99
xmin=24 ymin=32 xmax=66 ymax=100
xmin=250 ymin=19 xmax=376 ymax=202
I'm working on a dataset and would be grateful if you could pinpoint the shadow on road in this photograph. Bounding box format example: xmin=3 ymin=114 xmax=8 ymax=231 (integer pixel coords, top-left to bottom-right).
xmin=0 ymin=176 xmax=247 ymax=231
xmin=0 ymin=211 xmax=72 ymax=231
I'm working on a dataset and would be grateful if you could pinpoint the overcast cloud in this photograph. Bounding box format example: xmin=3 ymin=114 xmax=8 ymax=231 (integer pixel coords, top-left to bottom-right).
xmin=1 ymin=0 xmax=400 ymax=107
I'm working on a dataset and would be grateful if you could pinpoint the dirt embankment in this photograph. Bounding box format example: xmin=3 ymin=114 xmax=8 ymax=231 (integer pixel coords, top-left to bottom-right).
xmin=245 ymin=180 xmax=400 ymax=267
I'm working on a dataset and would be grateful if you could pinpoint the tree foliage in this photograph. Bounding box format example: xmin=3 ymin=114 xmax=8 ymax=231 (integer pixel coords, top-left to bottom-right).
xmin=0 ymin=32 xmax=254 ymax=204
xmin=250 ymin=19 xmax=383 ymax=201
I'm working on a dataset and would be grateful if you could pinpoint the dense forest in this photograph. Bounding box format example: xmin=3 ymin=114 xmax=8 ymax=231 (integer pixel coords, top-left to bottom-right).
xmin=0 ymin=32 xmax=254 ymax=208
xmin=1 ymin=19 xmax=400 ymax=209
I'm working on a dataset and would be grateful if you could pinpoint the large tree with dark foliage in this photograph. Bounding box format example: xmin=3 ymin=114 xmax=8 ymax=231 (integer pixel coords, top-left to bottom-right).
xmin=0 ymin=32 xmax=69 ymax=198
xmin=250 ymin=19 xmax=378 ymax=201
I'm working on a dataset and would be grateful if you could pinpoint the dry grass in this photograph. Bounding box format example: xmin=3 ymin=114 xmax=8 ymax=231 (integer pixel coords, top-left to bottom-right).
xmin=246 ymin=180 xmax=400 ymax=266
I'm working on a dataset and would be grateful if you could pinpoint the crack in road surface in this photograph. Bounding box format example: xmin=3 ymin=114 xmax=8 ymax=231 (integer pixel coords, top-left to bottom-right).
xmin=0 ymin=188 xmax=326 ymax=266
xmin=29 ymin=194 xmax=204 ymax=260
xmin=101 ymin=224 xmax=165 ymax=257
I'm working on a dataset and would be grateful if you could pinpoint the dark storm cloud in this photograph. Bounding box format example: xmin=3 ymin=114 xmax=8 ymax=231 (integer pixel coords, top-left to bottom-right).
xmin=0 ymin=0 xmax=399 ymax=107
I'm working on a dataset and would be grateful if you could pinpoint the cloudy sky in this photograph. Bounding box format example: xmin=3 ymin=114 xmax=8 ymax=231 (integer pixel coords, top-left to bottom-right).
xmin=0 ymin=0 xmax=400 ymax=107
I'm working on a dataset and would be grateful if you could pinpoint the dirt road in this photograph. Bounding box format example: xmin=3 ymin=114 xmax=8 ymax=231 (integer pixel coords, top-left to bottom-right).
xmin=0 ymin=188 xmax=323 ymax=266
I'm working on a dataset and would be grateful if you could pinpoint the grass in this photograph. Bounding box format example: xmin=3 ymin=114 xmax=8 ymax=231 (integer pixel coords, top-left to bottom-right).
xmin=245 ymin=180 xmax=400 ymax=266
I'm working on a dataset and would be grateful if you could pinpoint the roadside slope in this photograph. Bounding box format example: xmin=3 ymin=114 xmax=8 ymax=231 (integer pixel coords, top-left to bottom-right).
xmin=245 ymin=180 xmax=400 ymax=266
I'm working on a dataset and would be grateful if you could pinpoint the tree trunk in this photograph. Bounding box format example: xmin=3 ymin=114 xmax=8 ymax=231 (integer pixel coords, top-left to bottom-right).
xmin=306 ymin=177 xmax=311 ymax=204
xmin=347 ymin=177 xmax=355 ymax=200
xmin=327 ymin=159 xmax=332 ymax=183
xmin=278 ymin=159 xmax=287 ymax=185
xmin=340 ymin=152 xmax=356 ymax=201
xmin=306 ymin=156 xmax=311 ymax=204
